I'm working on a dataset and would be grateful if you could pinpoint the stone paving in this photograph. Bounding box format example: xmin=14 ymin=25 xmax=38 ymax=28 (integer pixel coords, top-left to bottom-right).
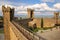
xmin=0 ymin=28 xmax=4 ymax=40
xmin=36 ymin=27 xmax=60 ymax=40
xmin=0 ymin=34 xmax=4 ymax=40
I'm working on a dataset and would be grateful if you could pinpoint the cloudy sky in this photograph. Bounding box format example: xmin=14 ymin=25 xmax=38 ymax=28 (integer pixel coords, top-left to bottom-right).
xmin=0 ymin=0 xmax=60 ymax=16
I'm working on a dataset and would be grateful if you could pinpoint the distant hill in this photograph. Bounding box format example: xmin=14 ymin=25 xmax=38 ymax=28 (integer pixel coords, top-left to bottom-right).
xmin=15 ymin=15 xmax=54 ymax=18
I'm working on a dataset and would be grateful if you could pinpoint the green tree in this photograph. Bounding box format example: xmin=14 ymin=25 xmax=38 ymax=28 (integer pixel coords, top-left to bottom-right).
xmin=41 ymin=18 xmax=43 ymax=28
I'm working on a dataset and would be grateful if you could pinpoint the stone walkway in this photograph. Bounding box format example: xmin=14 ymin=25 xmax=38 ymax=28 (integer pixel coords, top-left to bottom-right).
xmin=36 ymin=27 xmax=60 ymax=40
xmin=0 ymin=28 xmax=4 ymax=40
xmin=0 ymin=34 xmax=4 ymax=40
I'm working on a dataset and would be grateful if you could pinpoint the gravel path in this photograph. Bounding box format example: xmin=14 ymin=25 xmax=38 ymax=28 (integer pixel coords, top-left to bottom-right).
xmin=0 ymin=34 xmax=4 ymax=40
xmin=37 ymin=28 xmax=60 ymax=40
xmin=0 ymin=28 xmax=4 ymax=40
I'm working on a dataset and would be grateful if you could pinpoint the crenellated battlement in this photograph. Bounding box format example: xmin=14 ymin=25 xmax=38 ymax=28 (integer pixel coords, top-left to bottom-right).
xmin=27 ymin=8 xmax=34 ymax=18
xmin=2 ymin=5 xmax=14 ymax=21
xmin=2 ymin=5 xmax=60 ymax=40
xmin=2 ymin=5 xmax=11 ymax=12
xmin=54 ymin=12 xmax=59 ymax=25
xmin=2 ymin=5 xmax=14 ymax=40
xmin=27 ymin=8 xmax=34 ymax=11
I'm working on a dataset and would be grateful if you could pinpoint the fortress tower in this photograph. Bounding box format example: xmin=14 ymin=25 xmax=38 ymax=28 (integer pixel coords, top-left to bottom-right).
xmin=2 ymin=5 xmax=14 ymax=40
xmin=54 ymin=12 xmax=59 ymax=25
xmin=27 ymin=8 xmax=34 ymax=18
xmin=10 ymin=8 xmax=14 ymax=21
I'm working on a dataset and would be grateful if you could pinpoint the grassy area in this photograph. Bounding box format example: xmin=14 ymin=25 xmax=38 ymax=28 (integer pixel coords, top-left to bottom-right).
xmin=29 ymin=27 xmax=40 ymax=32
xmin=43 ymin=27 xmax=54 ymax=30
xmin=32 ymin=28 xmax=40 ymax=32
xmin=0 ymin=29 xmax=4 ymax=34
xmin=29 ymin=27 xmax=55 ymax=32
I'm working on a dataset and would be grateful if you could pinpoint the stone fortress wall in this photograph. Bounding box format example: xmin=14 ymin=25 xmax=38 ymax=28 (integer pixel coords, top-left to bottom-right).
xmin=2 ymin=5 xmax=60 ymax=40
xmin=2 ymin=6 xmax=46 ymax=40
xmin=28 ymin=9 xmax=60 ymax=28
xmin=2 ymin=6 xmax=28 ymax=40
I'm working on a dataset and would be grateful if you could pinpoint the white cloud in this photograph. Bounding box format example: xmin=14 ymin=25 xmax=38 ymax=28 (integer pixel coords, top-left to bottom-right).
xmin=0 ymin=3 xmax=59 ymax=14
xmin=23 ymin=3 xmax=56 ymax=11
xmin=15 ymin=6 xmax=27 ymax=11
xmin=0 ymin=0 xmax=60 ymax=16
xmin=0 ymin=5 xmax=3 ymax=16
xmin=7 ymin=3 xmax=58 ymax=14
xmin=17 ymin=11 xmax=27 ymax=14
xmin=4 ymin=5 xmax=16 ymax=8
xmin=54 ymin=3 xmax=60 ymax=9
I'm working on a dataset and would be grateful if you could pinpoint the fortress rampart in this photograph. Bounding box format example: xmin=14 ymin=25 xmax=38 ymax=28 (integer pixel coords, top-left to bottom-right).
xmin=2 ymin=6 xmax=45 ymax=40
